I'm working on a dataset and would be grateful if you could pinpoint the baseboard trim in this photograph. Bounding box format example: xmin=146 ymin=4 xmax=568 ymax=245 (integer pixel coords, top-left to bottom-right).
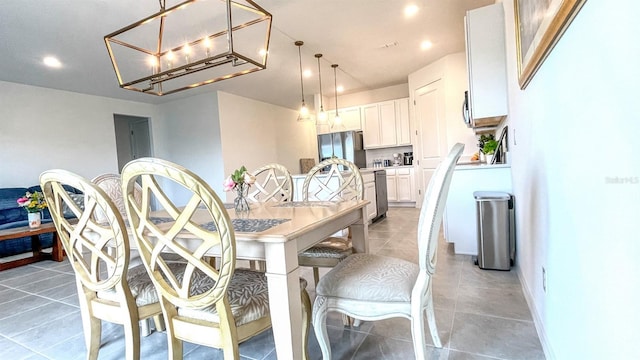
xmin=517 ymin=266 xmax=556 ymax=360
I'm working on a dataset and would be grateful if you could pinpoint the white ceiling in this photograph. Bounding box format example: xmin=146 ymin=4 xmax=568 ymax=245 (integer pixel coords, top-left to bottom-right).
xmin=0 ymin=0 xmax=494 ymax=110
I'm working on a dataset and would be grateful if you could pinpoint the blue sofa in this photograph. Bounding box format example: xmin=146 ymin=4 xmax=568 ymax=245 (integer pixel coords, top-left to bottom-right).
xmin=0 ymin=185 xmax=81 ymax=258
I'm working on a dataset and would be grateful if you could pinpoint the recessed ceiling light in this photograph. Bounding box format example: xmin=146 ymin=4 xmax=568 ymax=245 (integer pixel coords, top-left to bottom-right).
xmin=420 ymin=40 xmax=433 ymax=50
xmin=43 ymin=56 xmax=62 ymax=68
xmin=337 ymin=85 xmax=344 ymax=93
xmin=404 ymin=4 xmax=419 ymax=17
xmin=303 ymin=69 xmax=312 ymax=78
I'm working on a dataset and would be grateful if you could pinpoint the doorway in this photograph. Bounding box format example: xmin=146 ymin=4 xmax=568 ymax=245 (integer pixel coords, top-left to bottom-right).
xmin=114 ymin=114 xmax=152 ymax=173
xmin=414 ymin=79 xmax=446 ymax=208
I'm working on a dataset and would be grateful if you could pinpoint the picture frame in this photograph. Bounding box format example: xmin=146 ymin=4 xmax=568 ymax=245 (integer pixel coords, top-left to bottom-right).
xmin=514 ymin=0 xmax=587 ymax=89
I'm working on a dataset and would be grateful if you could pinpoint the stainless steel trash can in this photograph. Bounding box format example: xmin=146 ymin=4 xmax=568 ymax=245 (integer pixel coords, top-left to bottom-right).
xmin=473 ymin=191 xmax=515 ymax=270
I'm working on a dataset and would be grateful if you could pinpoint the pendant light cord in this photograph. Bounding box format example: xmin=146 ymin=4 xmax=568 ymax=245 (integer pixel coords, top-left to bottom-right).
xmin=296 ymin=42 xmax=305 ymax=104
xmin=316 ymin=54 xmax=324 ymax=111
xmin=332 ymin=64 xmax=339 ymax=116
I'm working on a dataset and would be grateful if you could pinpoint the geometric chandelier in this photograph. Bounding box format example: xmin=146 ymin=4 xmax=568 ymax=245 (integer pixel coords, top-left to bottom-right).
xmin=104 ymin=0 xmax=272 ymax=96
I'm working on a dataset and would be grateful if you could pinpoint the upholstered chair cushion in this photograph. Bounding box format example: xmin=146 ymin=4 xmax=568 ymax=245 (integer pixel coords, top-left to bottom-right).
xmin=316 ymin=254 xmax=419 ymax=302
xmin=299 ymin=237 xmax=352 ymax=259
xmin=97 ymin=263 xmax=182 ymax=306
xmin=178 ymin=270 xmax=308 ymax=326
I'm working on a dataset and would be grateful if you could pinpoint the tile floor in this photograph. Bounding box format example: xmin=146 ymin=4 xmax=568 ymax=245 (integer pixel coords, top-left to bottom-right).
xmin=0 ymin=208 xmax=545 ymax=359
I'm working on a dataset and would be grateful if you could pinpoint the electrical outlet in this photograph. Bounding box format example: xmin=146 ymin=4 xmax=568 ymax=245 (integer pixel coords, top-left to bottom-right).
xmin=542 ymin=267 xmax=547 ymax=293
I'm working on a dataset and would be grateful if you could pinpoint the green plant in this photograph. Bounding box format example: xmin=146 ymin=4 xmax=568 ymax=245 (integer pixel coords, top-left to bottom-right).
xmin=483 ymin=139 xmax=498 ymax=155
xmin=223 ymin=166 xmax=256 ymax=192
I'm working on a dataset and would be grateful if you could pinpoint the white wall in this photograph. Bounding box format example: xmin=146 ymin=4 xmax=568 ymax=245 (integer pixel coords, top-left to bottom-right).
xmin=154 ymin=92 xmax=223 ymax=204
xmin=217 ymin=91 xmax=317 ymax=200
xmin=501 ymin=1 xmax=640 ymax=359
xmin=0 ymin=81 xmax=158 ymax=187
xmin=327 ymin=83 xmax=409 ymax=109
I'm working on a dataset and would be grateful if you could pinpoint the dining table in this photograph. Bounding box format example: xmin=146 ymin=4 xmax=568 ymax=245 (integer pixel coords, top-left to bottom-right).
xmin=149 ymin=199 xmax=370 ymax=360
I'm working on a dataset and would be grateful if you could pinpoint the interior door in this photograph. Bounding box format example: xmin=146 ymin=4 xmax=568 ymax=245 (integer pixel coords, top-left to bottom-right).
xmin=114 ymin=115 xmax=151 ymax=172
xmin=130 ymin=119 xmax=151 ymax=159
xmin=414 ymin=79 xmax=446 ymax=208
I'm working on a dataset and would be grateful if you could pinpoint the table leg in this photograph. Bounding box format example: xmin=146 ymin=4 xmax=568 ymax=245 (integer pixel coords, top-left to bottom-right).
xmin=30 ymin=234 xmax=42 ymax=258
xmin=265 ymin=241 xmax=303 ymax=360
xmin=51 ymin=231 xmax=64 ymax=262
xmin=350 ymin=207 xmax=369 ymax=254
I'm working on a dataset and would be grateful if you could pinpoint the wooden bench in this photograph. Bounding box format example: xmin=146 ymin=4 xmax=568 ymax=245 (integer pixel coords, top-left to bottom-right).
xmin=0 ymin=222 xmax=64 ymax=270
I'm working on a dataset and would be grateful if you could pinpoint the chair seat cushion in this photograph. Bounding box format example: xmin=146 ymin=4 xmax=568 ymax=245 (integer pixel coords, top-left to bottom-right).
xmin=97 ymin=263 xmax=165 ymax=306
xmin=178 ymin=269 xmax=308 ymax=327
xmin=299 ymin=237 xmax=353 ymax=259
xmin=316 ymin=253 xmax=419 ymax=303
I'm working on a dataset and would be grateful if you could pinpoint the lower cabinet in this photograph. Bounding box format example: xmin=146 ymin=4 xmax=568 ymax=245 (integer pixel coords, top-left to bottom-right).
xmin=386 ymin=167 xmax=416 ymax=204
xmin=363 ymin=172 xmax=377 ymax=221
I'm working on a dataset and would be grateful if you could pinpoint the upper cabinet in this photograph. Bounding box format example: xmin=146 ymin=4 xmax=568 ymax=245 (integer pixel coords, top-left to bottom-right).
xmin=362 ymin=98 xmax=411 ymax=149
xmin=317 ymin=106 xmax=362 ymax=135
xmin=465 ymin=3 xmax=508 ymax=128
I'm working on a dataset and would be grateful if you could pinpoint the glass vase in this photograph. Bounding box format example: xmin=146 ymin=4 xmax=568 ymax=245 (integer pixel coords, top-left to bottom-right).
xmin=234 ymin=184 xmax=250 ymax=213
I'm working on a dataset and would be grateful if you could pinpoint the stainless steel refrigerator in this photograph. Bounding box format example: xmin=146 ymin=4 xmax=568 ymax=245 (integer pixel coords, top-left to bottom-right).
xmin=317 ymin=131 xmax=366 ymax=169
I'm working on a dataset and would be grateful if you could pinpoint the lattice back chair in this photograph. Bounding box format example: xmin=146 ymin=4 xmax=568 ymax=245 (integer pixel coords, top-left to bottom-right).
xmin=91 ymin=173 xmax=167 ymax=333
xmin=121 ymin=158 xmax=310 ymax=359
xmin=312 ymin=143 xmax=464 ymax=359
xmin=91 ymin=174 xmax=142 ymax=222
xmin=247 ymin=163 xmax=293 ymax=203
xmin=92 ymin=174 xmax=143 ymax=268
xmin=40 ymin=170 xmax=164 ymax=360
xmin=299 ymin=158 xmax=364 ymax=286
xmin=245 ymin=163 xmax=293 ymax=271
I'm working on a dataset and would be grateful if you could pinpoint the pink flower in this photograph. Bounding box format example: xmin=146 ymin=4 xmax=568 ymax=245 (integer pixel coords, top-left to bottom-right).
xmin=17 ymin=197 xmax=30 ymax=206
xmin=243 ymin=172 xmax=256 ymax=185
xmin=223 ymin=176 xmax=236 ymax=192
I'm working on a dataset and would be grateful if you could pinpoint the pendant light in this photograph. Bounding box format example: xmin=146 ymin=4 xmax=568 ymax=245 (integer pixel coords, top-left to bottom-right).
xmin=295 ymin=41 xmax=311 ymax=122
xmin=315 ymin=54 xmax=327 ymax=124
xmin=331 ymin=64 xmax=344 ymax=130
xmin=104 ymin=0 xmax=272 ymax=96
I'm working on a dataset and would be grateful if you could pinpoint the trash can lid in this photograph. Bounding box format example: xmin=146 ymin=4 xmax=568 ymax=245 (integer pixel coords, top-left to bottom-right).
xmin=473 ymin=191 xmax=511 ymax=200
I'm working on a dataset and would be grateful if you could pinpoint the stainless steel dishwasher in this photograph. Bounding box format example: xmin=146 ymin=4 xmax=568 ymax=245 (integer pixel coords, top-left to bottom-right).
xmin=373 ymin=169 xmax=388 ymax=222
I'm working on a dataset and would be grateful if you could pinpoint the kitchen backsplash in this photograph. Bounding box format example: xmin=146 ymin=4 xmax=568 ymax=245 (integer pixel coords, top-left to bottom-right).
xmin=365 ymin=145 xmax=413 ymax=168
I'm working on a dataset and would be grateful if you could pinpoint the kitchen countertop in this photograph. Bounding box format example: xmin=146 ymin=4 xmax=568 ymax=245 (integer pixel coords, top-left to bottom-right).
xmin=361 ymin=165 xmax=414 ymax=171
xmin=455 ymin=161 xmax=511 ymax=170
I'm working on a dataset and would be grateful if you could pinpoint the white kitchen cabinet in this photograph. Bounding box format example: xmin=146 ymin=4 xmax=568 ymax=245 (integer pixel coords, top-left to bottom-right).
xmin=396 ymin=168 xmax=414 ymax=201
xmin=362 ymin=98 xmax=410 ymax=149
xmin=443 ymin=164 xmax=512 ymax=255
xmin=386 ymin=167 xmax=415 ymax=204
xmin=395 ymin=98 xmax=411 ymax=145
xmin=362 ymin=104 xmax=382 ymax=147
xmin=363 ymin=172 xmax=377 ymax=221
xmin=465 ymin=3 xmax=508 ymax=128
xmin=317 ymin=106 xmax=362 ymax=135
xmin=386 ymin=170 xmax=398 ymax=202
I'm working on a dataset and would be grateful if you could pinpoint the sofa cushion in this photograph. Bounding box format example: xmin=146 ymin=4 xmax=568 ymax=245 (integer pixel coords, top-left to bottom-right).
xmin=0 ymin=188 xmax=29 ymax=224
xmin=0 ymin=186 xmax=58 ymax=258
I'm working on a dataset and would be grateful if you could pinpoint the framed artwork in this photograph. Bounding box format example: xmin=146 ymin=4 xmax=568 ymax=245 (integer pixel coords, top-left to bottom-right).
xmin=515 ymin=0 xmax=587 ymax=89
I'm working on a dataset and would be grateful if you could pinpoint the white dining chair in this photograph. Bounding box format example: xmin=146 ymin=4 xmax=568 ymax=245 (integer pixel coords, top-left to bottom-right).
xmin=298 ymin=158 xmax=363 ymax=287
xmin=312 ymin=143 xmax=464 ymax=359
xmin=91 ymin=173 xmax=166 ymax=334
xmin=121 ymin=157 xmax=311 ymax=359
xmin=247 ymin=163 xmax=293 ymax=203
xmin=40 ymin=170 xmax=164 ymax=360
xmin=244 ymin=163 xmax=294 ymax=271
